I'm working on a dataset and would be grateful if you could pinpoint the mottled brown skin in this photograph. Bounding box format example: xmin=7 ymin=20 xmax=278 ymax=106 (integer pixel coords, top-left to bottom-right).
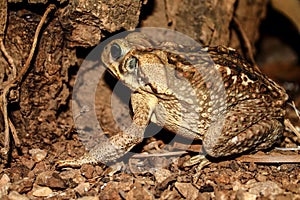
xmin=57 ymin=33 xmax=289 ymax=167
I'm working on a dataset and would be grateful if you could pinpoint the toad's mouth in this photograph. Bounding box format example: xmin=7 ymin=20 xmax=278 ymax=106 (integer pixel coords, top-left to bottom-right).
xmin=105 ymin=66 xmax=120 ymax=80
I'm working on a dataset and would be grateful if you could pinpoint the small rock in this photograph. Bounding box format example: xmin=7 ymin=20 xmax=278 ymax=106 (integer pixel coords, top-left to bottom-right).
xmin=95 ymin=166 xmax=104 ymax=176
xmin=0 ymin=174 xmax=10 ymax=198
xmin=160 ymin=188 xmax=182 ymax=200
xmin=32 ymin=186 xmax=52 ymax=197
xmin=255 ymin=174 xmax=267 ymax=182
xmin=59 ymin=169 xmax=81 ymax=180
xmin=36 ymin=171 xmax=67 ymax=189
xmin=73 ymin=173 xmax=86 ymax=184
xmin=74 ymin=182 xmax=91 ymax=195
xmin=100 ymin=181 xmax=126 ymax=200
xmin=236 ymin=190 xmax=257 ymax=200
xmin=274 ymin=193 xmax=294 ymax=200
xmin=21 ymin=146 xmax=29 ymax=155
xmin=59 ymin=169 xmax=81 ymax=188
xmin=126 ymin=183 xmax=153 ymax=200
xmin=232 ymin=181 xmax=242 ymax=191
xmin=10 ymin=177 xmax=34 ymax=193
xmin=175 ymin=182 xmax=199 ymax=200
xmin=81 ymin=164 xmax=94 ymax=179
xmin=153 ymin=169 xmax=172 ymax=183
xmin=32 ymin=162 xmax=47 ymax=175
xmin=248 ymin=162 xmax=257 ymax=172
xmin=0 ymin=173 xmax=10 ymax=187
xmin=9 ymin=165 xmax=30 ymax=182
xmin=247 ymin=181 xmax=284 ymax=197
xmin=8 ymin=191 xmax=29 ymax=200
xmin=286 ymin=183 xmax=300 ymax=193
xmin=20 ymin=157 xmax=35 ymax=170
xmin=215 ymin=190 xmax=231 ymax=200
xmin=29 ymin=148 xmax=47 ymax=162
xmin=52 ymin=142 xmax=66 ymax=154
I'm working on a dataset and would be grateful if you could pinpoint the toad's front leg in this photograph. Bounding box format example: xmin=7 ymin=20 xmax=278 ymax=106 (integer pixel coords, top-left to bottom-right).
xmin=56 ymin=91 xmax=158 ymax=167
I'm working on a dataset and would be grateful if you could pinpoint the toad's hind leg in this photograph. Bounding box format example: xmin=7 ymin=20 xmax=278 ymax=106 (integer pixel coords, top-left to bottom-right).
xmin=202 ymin=100 xmax=284 ymax=157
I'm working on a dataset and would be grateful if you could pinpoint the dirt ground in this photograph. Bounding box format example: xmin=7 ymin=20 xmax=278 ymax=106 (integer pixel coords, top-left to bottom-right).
xmin=0 ymin=1 xmax=300 ymax=200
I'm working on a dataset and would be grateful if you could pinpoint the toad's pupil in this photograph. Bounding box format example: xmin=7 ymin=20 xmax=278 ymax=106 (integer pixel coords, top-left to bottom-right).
xmin=110 ymin=43 xmax=122 ymax=60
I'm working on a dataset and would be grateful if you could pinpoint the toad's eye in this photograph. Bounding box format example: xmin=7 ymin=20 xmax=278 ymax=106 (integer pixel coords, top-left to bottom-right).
xmin=125 ymin=57 xmax=138 ymax=72
xmin=110 ymin=43 xmax=122 ymax=60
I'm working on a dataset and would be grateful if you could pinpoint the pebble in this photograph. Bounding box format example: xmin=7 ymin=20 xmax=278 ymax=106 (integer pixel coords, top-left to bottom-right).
xmin=73 ymin=173 xmax=86 ymax=184
xmin=29 ymin=148 xmax=47 ymax=162
xmin=20 ymin=157 xmax=35 ymax=170
xmin=36 ymin=171 xmax=67 ymax=189
xmin=9 ymin=165 xmax=30 ymax=182
xmin=255 ymin=174 xmax=267 ymax=182
xmin=8 ymin=191 xmax=29 ymax=200
xmin=95 ymin=166 xmax=104 ymax=176
xmin=247 ymin=181 xmax=284 ymax=196
xmin=9 ymin=177 xmax=33 ymax=193
xmin=59 ymin=169 xmax=81 ymax=180
xmin=32 ymin=186 xmax=53 ymax=197
xmin=74 ymin=182 xmax=91 ymax=195
xmin=236 ymin=190 xmax=257 ymax=200
xmin=175 ymin=182 xmax=199 ymax=200
xmin=153 ymin=169 xmax=172 ymax=183
xmin=0 ymin=174 xmax=10 ymax=197
xmin=126 ymin=183 xmax=154 ymax=200
xmin=81 ymin=164 xmax=94 ymax=179
xmin=0 ymin=174 xmax=10 ymax=187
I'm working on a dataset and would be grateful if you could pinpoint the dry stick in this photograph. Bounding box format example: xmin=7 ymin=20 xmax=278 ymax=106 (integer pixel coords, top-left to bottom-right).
xmin=131 ymin=151 xmax=189 ymax=158
xmin=8 ymin=4 xmax=56 ymax=87
xmin=0 ymin=40 xmax=17 ymax=80
xmin=284 ymin=118 xmax=300 ymax=139
xmin=284 ymin=102 xmax=300 ymax=140
xmin=1 ymin=86 xmax=9 ymax=155
xmin=289 ymin=101 xmax=300 ymax=119
xmin=1 ymin=4 xmax=56 ymax=155
xmin=131 ymin=150 xmax=300 ymax=164
xmin=9 ymin=117 xmax=20 ymax=147
xmin=237 ymin=154 xmax=300 ymax=163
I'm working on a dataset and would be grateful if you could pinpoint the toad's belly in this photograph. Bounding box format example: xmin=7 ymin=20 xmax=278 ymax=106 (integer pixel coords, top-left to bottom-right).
xmin=150 ymin=102 xmax=205 ymax=140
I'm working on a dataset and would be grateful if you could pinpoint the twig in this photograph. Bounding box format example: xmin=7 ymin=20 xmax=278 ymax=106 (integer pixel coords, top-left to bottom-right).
xmin=9 ymin=117 xmax=20 ymax=147
xmin=131 ymin=151 xmax=188 ymax=158
xmin=288 ymin=101 xmax=300 ymax=119
xmin=0 ymin=90 xmax=13 ymax=157
xmin=237 ymin=154 xmax=300 ymax=163
xmin=284 ymin=118 xmax=300 ymax=139
xmin=276 ymin=146 xmax=300 ymax=151
xmin=0 ymin=39 xmax=17 ymax=79
xmin=6 ymin=4 xmax=56 ymax=87
xmin=1 ymin=86 xmax=9 ymax=156
xmin=0 ymin=4 xmax=56 ymax=157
